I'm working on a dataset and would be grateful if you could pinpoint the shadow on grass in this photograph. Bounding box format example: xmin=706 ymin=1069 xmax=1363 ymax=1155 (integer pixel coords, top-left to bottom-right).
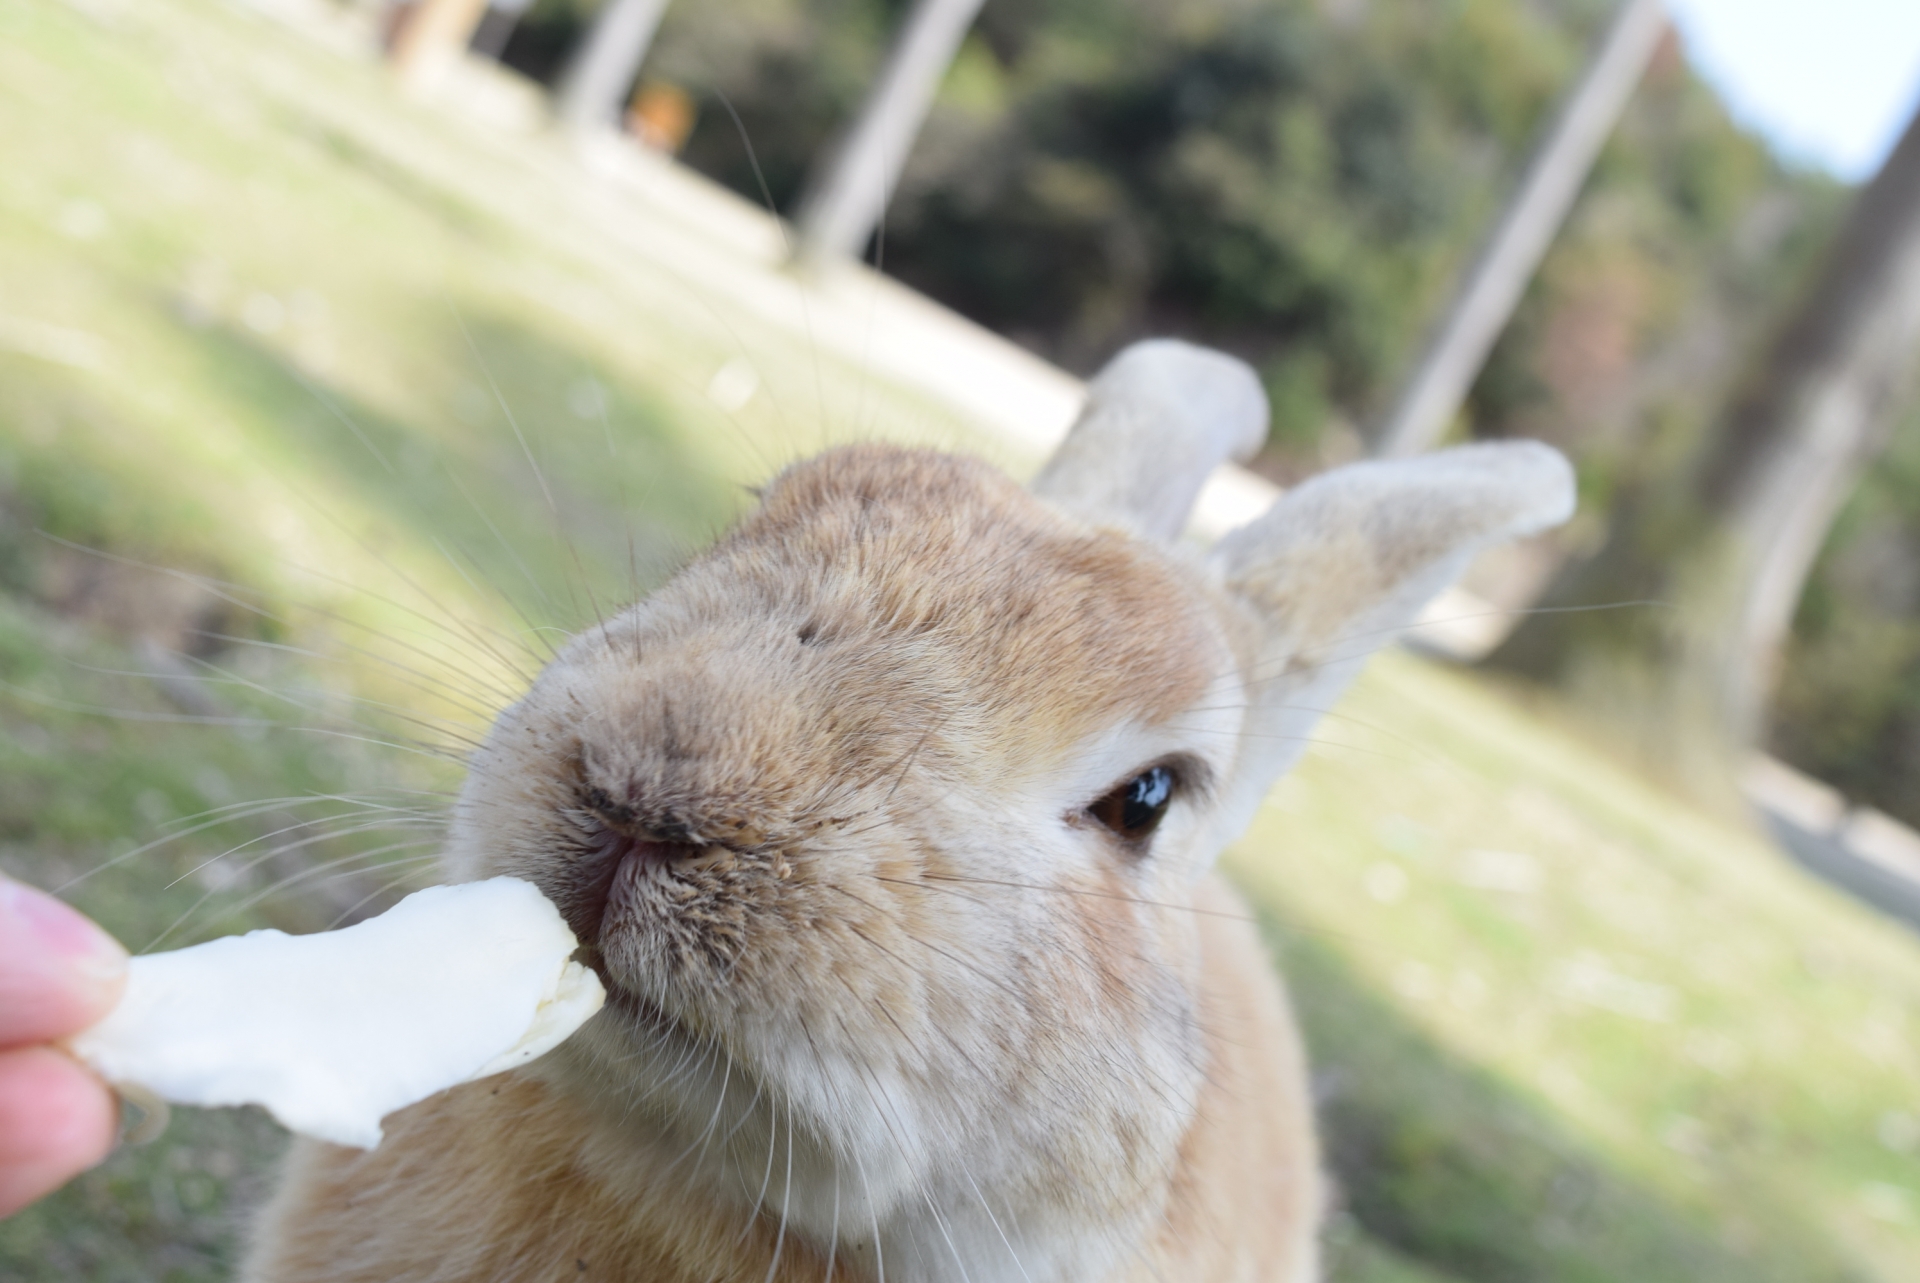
xmin=1252 ymin=902 xmax=1868 ymax=1283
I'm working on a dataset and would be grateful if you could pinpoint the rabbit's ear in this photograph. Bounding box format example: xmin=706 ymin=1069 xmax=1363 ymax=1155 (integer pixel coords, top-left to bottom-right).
xmin=1204 ymin=441 xmax=1575 ymax=855
xmin=1031 ymin=340 xmax=1269 ymax=543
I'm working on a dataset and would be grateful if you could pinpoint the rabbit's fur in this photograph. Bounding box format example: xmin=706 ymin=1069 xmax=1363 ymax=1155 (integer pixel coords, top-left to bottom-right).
xmin=242 ymin=343 xmax=1572 ymax=1283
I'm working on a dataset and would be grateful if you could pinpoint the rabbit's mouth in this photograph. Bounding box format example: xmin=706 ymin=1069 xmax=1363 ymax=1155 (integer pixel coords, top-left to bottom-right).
xmin=547 ymin=796 xmax=782 ymax=1002
xmin=561 ymin=817 xmax=706 ymax=947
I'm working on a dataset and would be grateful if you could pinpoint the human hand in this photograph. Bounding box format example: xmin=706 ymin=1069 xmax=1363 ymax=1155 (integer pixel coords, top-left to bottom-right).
xmin=0 ymin=874 xmax=126 ymax=1218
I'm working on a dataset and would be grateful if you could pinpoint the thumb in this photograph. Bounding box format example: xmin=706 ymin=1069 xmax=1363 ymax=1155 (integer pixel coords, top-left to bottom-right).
xmin=0 ymin=875 xmax=127 ymax=1048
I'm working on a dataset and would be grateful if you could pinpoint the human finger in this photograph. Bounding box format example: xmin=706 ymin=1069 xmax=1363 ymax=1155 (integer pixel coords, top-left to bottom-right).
xmin=0 ymin=1045 xmax=118 ymax=1218
xmin=0 ymin=875 xmax=127 ymax=1049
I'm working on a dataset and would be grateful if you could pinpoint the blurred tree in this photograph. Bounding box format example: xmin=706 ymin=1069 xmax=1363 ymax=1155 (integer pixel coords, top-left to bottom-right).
xmin=471 ymin=0 xmax=537 ymax=60
xmin=1775 ymin=401 xmax=1920 ymax=827
xmin=390 ymin=0 xmax=493 ymax=91
xmin=1374 ymin=0 xmax=1668 ymax=458
xmin=554 ymin=0 xmax=673 ymax=133
xmin=490 ymin=1 xmax=1824 ymax=484
xmin=863 ymin=0 xmax=1828 ymax=482
xmin=1490 ymin=107 xmax=1920 ymax=786
xmin=880 ymin=0 xmax=1586 ymax=422
xmin=791 ymin=0 xmax=990 ymax=267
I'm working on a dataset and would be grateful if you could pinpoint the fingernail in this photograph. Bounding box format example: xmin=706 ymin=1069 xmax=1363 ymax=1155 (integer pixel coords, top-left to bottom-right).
xmin=0 ymin=875 xmax=128 ymax=982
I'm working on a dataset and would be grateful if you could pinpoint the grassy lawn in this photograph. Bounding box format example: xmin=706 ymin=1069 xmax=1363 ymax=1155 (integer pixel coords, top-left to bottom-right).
xmin=2 ymin=1 xmax=1918 ymax=1280
xmin=1238 ymin=655 xmax=1920 ymax=1283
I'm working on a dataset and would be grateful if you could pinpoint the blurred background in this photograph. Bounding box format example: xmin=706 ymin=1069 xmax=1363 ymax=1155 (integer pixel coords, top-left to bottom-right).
xmin=4 ymin=0 xmax=1920 ymax=1279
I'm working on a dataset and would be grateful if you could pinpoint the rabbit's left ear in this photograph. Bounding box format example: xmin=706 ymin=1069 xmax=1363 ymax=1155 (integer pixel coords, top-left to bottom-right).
xmin=1030 ymin=339 xmax=1268 ymax=542
xmin=1202 ymin=442 xmax=1575 ymax=853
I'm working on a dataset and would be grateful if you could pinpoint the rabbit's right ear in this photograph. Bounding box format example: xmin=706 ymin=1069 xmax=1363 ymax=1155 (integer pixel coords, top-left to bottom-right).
xmin=1202 ymin=442 xmax=1575 ymax=858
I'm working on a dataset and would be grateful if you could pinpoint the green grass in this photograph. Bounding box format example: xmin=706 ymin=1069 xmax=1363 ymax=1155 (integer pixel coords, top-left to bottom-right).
xmin=1227 ymin=654 xmax=1920 ymax=1282
xmin=2 ymin=1 xmax=1918 ymax=1280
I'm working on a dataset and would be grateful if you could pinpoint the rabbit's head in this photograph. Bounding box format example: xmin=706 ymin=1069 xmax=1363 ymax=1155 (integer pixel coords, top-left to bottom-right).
xmin=441 ymin=340 xmax=1572 ymax=1276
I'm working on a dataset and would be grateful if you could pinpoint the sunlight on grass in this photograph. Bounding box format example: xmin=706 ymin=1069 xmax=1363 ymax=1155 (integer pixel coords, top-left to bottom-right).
xmin=1227 ymin=653 xmax=1920 ymax=1281
xmin=0 ymin=0 xmax=1000 ymax=737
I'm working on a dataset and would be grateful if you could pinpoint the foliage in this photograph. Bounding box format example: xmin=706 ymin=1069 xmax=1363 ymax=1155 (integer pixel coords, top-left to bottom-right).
xmin=1775 ymin=401 xmax=1920 ymax=828
xmin=574 ymin=0 xmax=1842 ymax=482
xmin=885 ymin=0 xmax=1578 ymax=427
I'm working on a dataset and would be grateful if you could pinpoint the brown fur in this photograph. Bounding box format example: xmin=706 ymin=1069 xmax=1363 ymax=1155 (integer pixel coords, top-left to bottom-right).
xmin=243 ymin=878 xmax=1317 ymax=1283
xmin=1132 ymin=879 xmax=1321 ymax=1283
xmin=244 ymin=445 xmax=1326 ymax=1283
xmin=249 ymin=1075 xmax=838 ymax=1282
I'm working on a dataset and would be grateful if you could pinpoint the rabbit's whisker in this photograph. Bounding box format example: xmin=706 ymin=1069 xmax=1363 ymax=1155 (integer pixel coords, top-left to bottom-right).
xmin=319 ymin=860 xmax=444 ymax=932
xmin=887 ymin=874 xmax=1255 ymax=924
xmin=652 ymin=1042 xmax=733 ymax=1182
xmin=39 ymin=526 xmax=535 ymax=704
xmin=269 ymin=545 xmax=543 ymax=692
xmin=163 ymin=807 xmax=444 ymax=891
xmin=58 ymin=794 xmax=429 ymax=895
xmin=174 ymin=634 xmax=509 ymax=730
xmin=761 ymin=1093 xmax=797 ymax=1283
xmin=836 ymin=884 xmax=1193 ymax=1119
xmin=148 ymin=836 xmax=443 ymax=951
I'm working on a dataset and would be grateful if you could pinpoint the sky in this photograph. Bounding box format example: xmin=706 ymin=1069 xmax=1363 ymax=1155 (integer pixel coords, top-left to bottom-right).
xmin=1665 ymin=0 xmax=1920 ymax=180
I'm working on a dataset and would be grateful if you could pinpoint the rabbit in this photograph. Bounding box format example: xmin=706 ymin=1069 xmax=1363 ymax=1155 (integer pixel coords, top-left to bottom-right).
xmin=239 ymin=338 xmax=1573 ymax=1283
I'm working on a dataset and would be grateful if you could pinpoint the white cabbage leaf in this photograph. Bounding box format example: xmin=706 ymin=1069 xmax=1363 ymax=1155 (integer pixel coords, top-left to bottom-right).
xmin=68 ymin=877 xmax=605 ymax=1149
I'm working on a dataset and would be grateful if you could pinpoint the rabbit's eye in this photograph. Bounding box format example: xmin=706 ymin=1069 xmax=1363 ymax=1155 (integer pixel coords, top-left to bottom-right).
xmin=1088 ymin=765 xmax=1175 ymax=843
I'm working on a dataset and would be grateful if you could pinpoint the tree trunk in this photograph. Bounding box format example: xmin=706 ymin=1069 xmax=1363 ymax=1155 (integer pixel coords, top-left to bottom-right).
xmin=389 ymin=0 xmax=492 ymax=94
xmin=1373 ymin=0 xmax=1669 ymax=458
xmin=471 ymin=3 xmax=531 ymax=62
xmin=1489 ymin=105 xmax=1920 ymax=782
xmin=788 ymin=0 xmax=987 ymax=270
xmin=553 ymin=0 xmax=673 ymax=135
